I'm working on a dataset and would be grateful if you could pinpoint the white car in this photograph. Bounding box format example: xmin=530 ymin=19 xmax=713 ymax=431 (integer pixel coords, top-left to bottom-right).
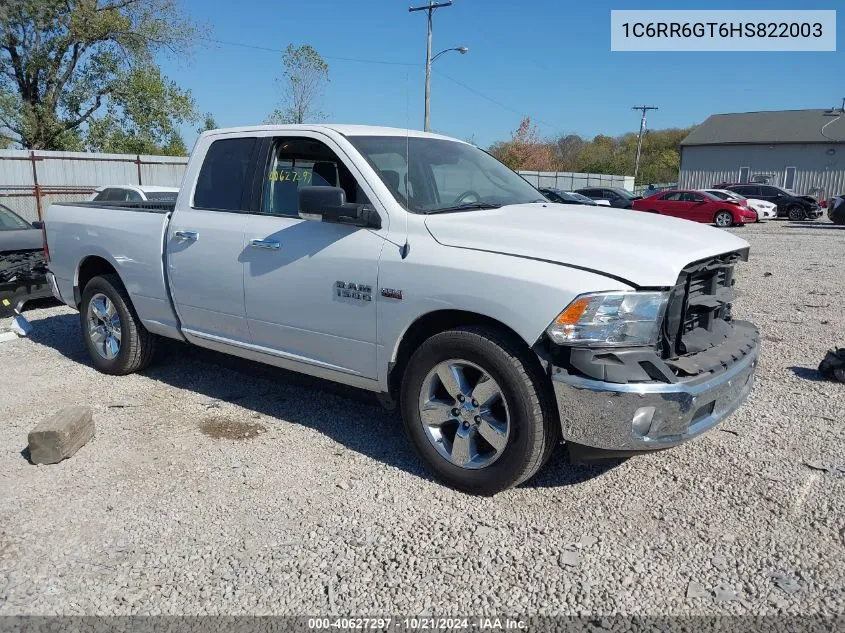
xmin=704 ymin=189 xmax=776 ymax=220
xmin=88 ymin=185 xmax=179 ymax=203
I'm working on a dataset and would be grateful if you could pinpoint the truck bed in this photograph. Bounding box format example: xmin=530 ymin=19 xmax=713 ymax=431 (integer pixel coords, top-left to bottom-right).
xmin=45 ymin=201 xmax=181 ymax=338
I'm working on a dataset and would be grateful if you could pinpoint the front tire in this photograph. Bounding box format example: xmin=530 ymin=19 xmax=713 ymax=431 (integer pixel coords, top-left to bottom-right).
xmin=400 ymin=326 xmax=558 ymax=495
xmin=80 ymin=274 xmax=157 ymax=375
xmin=788 ymin=205 xmax=806 ymax=221
xmin=714 ymin=211 xmax=734 ymax=227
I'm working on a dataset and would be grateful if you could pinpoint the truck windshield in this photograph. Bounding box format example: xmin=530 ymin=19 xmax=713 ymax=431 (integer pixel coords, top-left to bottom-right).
xmin=347 ymin=135 xmax=545 ymax=214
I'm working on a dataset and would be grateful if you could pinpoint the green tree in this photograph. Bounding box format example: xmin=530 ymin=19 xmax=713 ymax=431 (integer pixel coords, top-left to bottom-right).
xmin=196 ymin=112 xmax=217 ymax=135
xmin=266 ymin=45 xmax=329 ymax=125
xmin=0 ymin=0 xmax=201 ymax=152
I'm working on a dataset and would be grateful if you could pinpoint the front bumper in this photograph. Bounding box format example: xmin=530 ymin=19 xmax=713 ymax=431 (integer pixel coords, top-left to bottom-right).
xmin=552 ymin=341 xmax=759 ymax=451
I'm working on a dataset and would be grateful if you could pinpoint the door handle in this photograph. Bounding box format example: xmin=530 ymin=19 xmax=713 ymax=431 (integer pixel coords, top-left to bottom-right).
xmin=249 ymin=239 xmax=281 ymax=250
xmin=174 ymin=230 xmax=199 ymax=241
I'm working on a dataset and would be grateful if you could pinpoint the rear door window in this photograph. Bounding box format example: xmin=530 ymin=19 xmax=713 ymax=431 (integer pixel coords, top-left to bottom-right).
xmin=194 ymin=137 xmax=257 ymax=211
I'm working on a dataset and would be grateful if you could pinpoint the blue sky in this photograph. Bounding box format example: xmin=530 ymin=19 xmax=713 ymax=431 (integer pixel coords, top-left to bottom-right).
xmin=158 ymin=0 xmax=843 ymax=149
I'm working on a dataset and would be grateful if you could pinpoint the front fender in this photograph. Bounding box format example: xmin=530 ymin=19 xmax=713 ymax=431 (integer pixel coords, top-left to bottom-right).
xmin=375 ymin=236 xmax=634 ymax=391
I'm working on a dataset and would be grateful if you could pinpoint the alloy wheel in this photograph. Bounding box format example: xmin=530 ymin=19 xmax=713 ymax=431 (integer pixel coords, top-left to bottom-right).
xmin=417 ymin=359 xmax=510 ymax=469
xmin=86 ymin=293 xmax=122 ymax=360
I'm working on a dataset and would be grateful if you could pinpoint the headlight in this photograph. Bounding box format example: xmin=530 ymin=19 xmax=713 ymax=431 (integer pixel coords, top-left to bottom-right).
xmin=546 ymin=291 xmax=669 ymax=347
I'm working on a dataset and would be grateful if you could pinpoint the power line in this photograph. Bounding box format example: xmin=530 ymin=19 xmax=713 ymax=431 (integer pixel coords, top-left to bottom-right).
xmin=199 ymin=35 xmax=567 ymax=135
xmin=198 ymin=37 xmax=420 ymax=67
xmin=434 ymin=70 xmax=565 ymax=135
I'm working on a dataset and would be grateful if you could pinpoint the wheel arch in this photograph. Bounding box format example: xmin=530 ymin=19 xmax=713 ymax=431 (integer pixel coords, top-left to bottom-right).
xmin=714 ymin=209 xmax=736 ymax=224
xmin=387 ymin=309 xmax=541 ymax=399
xmin=74 ymin=255 xmax=120 ymax=306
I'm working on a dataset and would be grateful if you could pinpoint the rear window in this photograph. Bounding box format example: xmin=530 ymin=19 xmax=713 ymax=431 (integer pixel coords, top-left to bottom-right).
xmin=194 ymin=137 xmax=256 ymax=211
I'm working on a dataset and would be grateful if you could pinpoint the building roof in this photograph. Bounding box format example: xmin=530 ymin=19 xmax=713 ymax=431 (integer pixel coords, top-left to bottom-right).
xmin=681 ymin=109 xmax=845 ymax=146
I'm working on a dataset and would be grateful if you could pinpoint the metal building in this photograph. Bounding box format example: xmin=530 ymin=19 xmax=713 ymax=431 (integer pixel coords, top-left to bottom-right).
xmin=678 ymin=109 xmax=845 ymax=200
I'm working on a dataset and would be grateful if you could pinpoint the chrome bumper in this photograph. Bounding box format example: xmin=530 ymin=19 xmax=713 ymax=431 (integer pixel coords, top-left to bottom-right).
xmin=552 ymin=345 xmax=758 ymax=450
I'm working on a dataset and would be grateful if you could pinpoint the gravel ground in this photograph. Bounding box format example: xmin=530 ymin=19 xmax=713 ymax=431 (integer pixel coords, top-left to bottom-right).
xmin=0 ymin=219 xmax=843 ymax=617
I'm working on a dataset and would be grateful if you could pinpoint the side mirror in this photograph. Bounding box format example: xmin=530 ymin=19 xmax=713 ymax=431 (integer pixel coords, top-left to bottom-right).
xmin=31 ymin=221 xmax=43 ymax=229
xmin=298 ymin=186 xmax=381 ymax=229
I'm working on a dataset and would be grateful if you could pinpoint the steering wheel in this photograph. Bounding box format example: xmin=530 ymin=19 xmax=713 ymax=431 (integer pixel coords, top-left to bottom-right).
xmin=453 ymin=190 xmax=482 ymax=205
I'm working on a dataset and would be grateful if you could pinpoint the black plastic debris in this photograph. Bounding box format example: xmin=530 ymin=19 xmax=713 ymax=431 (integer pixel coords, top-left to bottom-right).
xmin=818 ymin=348 xmax=845 ymax=383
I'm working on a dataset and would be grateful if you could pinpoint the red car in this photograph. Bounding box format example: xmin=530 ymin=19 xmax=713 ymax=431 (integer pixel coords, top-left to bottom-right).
xmin=632 ymin=189 xmax=758 ymax=227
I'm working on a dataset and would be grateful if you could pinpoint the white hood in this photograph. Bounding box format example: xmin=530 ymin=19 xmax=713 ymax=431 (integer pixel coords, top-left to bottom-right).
xmin=424 ymin=203 xmax=750 ymax=288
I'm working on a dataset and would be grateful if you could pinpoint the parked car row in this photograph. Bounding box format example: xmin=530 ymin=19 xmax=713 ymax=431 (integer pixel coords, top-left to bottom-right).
xmin=713 ymin=183 xmax=822 ymax=221
xmin=540 ymin=181 xmax=823 ymax=227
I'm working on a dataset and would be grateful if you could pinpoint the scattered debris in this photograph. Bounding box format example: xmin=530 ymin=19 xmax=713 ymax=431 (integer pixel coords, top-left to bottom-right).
xmin=686 ymin=581 xmax=708 ymax=599
xmin=106 ymin=402 xmax=142 ymax=409
xmin=476 ymin=526 xmax=495 ymax=539
xmin=10 ymin=312 xmax=32 ymax=337
xmin=713 ymin=583 xmax=738 ymax=602
xmin=711 ymin=554 xmax=728 ymax=570
xmin=337 ymin=481 xmax=350 ymax=491
xmin=717 ymin=428 xmax=740 ymax=436
xmin=804 ymin=461 xmax=831 ymax=473
xmin=802 ymin=303 xmax=830 ymax=308
xmin=818 ymin=348 xmax=845 ymax=383
xmin=579 ymin=534 xmax=598 ymax=548
xmin=560 ymin=549 xmax=580 ymax=568
xmin=326 ymin=579 xmax=336 ymax=610
xmin=621 ymin=574 xmax=635 ymax=588
xmin=763 ymin=272 xmax=773 ymax=277
xmin=28 ymin=406 xmax=95 ymax=465
xmin=772 ymin=573 xmax=801 ymax=595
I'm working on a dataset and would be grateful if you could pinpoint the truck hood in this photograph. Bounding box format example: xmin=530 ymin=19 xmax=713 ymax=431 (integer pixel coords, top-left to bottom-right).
xmin=424 ymin=203 xmax=750 ymax=288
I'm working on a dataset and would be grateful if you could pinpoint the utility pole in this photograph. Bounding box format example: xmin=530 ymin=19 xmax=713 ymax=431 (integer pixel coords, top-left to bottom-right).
xmin=632 ymin=105 xmax=658 ymax=184
xmin=409 ymin=1 xmax=453 ymax=131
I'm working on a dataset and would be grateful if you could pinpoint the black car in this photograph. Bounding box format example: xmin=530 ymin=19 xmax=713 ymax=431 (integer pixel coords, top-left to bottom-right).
xmin=539 ymin=188 xmax=598 ymax=205
xmin=573 ymin=187 xmax=640 ymax=209
xmin=721 ymin=184 xmax=821 ymax=221
xmin=0 ymin=203 xmax=51 ymax=314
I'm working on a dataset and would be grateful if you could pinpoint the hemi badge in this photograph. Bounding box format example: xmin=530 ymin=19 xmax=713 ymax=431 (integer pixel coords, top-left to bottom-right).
xmin=380 ymin=288 xmax=403 ymax=300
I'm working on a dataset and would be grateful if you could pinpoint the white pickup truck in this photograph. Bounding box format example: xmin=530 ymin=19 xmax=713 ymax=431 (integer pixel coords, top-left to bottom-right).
xmin=45 ymin=125 xmax=759 ymax=494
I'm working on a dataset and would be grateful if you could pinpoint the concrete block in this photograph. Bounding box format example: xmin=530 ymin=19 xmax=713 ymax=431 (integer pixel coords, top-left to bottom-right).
xmin=28 ymin=406 xmax=94 ymax=465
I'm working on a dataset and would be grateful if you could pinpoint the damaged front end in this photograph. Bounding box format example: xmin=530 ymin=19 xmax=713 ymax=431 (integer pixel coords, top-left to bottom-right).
xmin=546 ymin=249 xmax=760 ymax=451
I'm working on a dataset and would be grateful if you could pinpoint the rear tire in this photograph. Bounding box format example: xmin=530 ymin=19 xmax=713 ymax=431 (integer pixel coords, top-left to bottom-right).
xmin=714 ymin=211 xmax=734 ymax=227
xmin=788 ymin=205 xmax=806 ymax=221
xmin=80 ymin=274 xmax=156 ymax=375
xmin=400 ymin=325 xmax=559 ymax=495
